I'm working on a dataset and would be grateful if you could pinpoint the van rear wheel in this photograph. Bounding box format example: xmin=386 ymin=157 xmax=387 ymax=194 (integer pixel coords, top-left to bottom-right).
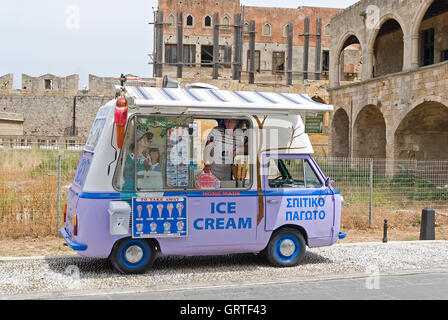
xmin=109 ymin=238 xmax=156 ymax=274
xmin=265 ymin=228 xmax=306 ymax=267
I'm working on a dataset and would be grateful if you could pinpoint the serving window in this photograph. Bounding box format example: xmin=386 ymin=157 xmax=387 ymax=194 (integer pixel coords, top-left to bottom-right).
xmin=112 ymin=115 xmax=252 ymax=192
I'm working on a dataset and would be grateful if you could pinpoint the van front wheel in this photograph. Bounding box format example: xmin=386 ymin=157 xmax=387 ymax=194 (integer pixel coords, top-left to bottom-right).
xmin=265 ymin=228 xmax=306 ymax=267
xmin=109 ymin=238 xmax=156 ymax=274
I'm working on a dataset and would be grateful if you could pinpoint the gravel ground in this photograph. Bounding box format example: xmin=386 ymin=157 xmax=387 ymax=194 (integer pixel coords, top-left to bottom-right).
xmin=1 ymin=241 xmax=448 ymax=298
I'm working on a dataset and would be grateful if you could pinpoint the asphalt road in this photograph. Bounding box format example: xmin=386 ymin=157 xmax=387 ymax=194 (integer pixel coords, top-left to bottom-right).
xmin=45 ymin=270 xmax=448 ymax=300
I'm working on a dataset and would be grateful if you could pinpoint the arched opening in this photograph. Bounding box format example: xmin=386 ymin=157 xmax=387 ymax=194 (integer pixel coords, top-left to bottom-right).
xmin=394 ymin=101 xmax=448 ymax=160
xmin=204 ymin=15 xmax=212 ymax=28
xmin=353 ymin=105 xmax=386 ymax=159
xmin=418 ymin=0 xmax=448 ymax=67
xmin=262 ymin=22 xmax=272 ymax=37
xmin=186 ymin=14 xmax=194 ymax=27
xmin=337 ymin=35 xmax=362 ymax=85
xmin=330 ymin=108 xmax=350 ymax=158
xmin=166 ymin=13 xmax=176 ymax=28
xmin=372 ymin=19 xmax=404 ymax=77
xmin=222 ymin=15 xmax=231 ymax=29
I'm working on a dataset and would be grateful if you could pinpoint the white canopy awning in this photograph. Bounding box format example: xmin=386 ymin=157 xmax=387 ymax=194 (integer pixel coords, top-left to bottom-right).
xmin=120 ymin=86 xmax=333 ymax=116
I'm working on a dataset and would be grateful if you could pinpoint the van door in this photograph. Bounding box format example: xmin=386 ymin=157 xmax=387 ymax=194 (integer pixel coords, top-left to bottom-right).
xmin=263 ymin=154 xmax=335 ymax=245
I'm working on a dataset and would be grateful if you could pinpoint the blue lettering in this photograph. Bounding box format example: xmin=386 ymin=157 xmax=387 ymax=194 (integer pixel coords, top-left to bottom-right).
xmin=226 ymin=218 xmax=237 ymax=229
xmin=216 ymin=218 xmax=225 ymax=229
xmin=293 ymin=211 xmax=300 ymax=221
xmin=211 ymin=203 xmax=215 ymax=214
xmin=205 ymin=218 xmax=215 ymax=229
xmin=293 ymin=198 xmax=300 ymax=208
xmin=286 ymin=211 xmax=292 ymax=221
xmin=194 ymin=218 xmax=203 ymax=230
xmin=319 ymin=210 xmax=326 ymax=220
xmin=286 ymin=198 xmax=292 ymax=208
xmin=311 ymin=198 xmax=318 ymax=207
xmin=318 ymin=198 xmax=325 ymax=207
xmin=217 ymin=202 xmax=227 ymax=214
xmin=305 ymin=211 xmax=312 ymax=221
xmin=228 ymin=202 xmax=236 ymax=214
xmin=238 ymin=218 xmax=251 ymax=229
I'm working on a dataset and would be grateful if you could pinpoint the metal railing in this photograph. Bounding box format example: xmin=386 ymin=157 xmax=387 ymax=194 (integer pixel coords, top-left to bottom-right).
xmin=0 ymin=149 xmax=447 ymax=238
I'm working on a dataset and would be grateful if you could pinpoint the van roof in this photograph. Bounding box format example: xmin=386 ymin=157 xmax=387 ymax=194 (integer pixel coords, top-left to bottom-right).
xmin=119 ymin=86 xmax=333 ymax=116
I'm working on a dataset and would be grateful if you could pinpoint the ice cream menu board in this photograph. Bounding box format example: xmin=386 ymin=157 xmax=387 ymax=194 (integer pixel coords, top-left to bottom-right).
xmin=166 ymin=127 xmax=190 ymax=188
xmin=132 ymin=196 xmax=187 ymax=238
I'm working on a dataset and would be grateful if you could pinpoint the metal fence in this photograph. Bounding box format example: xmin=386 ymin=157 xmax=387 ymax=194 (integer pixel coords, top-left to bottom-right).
xmin=315 ymin=157 xmax=448 ymax=230
xmin=0 ymin=148 xmax=447 ymax=238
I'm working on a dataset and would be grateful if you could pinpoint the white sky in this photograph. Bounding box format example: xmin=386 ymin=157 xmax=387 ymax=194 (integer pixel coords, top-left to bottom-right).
xmin=0 ymin=0 xmax=359 ymax=89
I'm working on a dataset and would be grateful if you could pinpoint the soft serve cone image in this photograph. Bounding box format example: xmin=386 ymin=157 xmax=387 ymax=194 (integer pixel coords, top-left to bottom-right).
xmin=167 ymin=203 xmax=174 ymax=218
xmin=163 ymin=222 xmax=171 ymax=233
xmin=136 ymin=224 xmax=143 ymax=232
xmin=176 ymin=220 xmax=184 ymax=231
xmin=150 ymin=222 xmax=157 ymax=232
xmin=157 ymin=203 xmax=164 ymax=218
xmin=176 ymin=203 xmax=184 ymax=217
xmin=137 ymin=205 xmax=142 ymax=218
xmin=146 ymin=204 xmax=153 ymax=218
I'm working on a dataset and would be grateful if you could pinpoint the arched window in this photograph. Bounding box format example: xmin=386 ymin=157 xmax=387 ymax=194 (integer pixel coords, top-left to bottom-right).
xmin=186 ymin=14 xmax=194 ymax=27
xmin=166 ymin=13 xmax=176 ymax=28
xmin=243 ymin=21 xmax=250 ymax=34
xmin=282 ymin=24 xmax=289 ymax=38
xmin=222 ymin=14 xmax=231 ymax=29
xmin=372 ymin=19 xmax=404 ymax=77
xmin=262 ymin=22 xmax=272 ymax=37
xmin=204 ymin=15 xmax=212 ymax=28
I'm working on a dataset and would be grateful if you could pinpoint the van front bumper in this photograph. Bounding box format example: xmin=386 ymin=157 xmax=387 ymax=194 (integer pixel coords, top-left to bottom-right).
xmin=60 ymin=227 xmax=88 ymax=251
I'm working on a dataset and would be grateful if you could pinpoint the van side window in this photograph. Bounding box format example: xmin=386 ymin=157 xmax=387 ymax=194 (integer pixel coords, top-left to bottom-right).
xmin=193 ymin=118 xmax=251 ymax=190
xmin=268 ymin=158 xmax=322 ymax=189
xmin=112 ymin=115 xmax=192 ymax=191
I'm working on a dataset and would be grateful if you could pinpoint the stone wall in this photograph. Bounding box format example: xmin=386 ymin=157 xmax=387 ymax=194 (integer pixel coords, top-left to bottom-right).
xmin=0 ymin=72 xmax=330 ymax=141
xmin=329 ymin=60 xmax=448 ymax=161
xmin=328 ymin=0 xmax=448 ymax=162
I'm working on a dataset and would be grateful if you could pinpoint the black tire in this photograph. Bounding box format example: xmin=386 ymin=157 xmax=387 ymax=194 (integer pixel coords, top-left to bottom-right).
xmin=109 ymin=238 xmax=156 ymax=274
xmin=264 ymin=228 xmax=306 ymax=267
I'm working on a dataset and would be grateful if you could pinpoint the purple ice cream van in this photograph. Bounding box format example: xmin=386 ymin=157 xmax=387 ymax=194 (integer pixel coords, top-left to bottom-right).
xmin=61 ymin=81 xmax=345 ymax=274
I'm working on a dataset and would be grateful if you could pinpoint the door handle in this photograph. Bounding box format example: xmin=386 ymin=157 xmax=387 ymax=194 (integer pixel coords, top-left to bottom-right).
xmin=267 ymin=199 xmax=279 ymax=204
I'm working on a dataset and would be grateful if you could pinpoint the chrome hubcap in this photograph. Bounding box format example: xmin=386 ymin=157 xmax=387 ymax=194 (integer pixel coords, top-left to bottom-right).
xmin=279 ymin=239 xmax=296 ymax=257
xmin=125 ymin=245 xmax=143 ymax=263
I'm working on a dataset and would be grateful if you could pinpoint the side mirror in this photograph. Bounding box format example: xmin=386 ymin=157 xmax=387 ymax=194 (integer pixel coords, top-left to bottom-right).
xmin=325 ymin=177 xmax=334 ymax=187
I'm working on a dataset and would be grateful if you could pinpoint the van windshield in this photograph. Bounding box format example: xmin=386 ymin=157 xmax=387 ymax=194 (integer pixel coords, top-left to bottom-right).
xmin=268 ymin=158 xmax=322 ymax=189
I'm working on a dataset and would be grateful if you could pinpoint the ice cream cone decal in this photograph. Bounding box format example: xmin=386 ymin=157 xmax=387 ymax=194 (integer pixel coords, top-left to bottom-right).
xmin=176 ymin=203 xmax=184 ymax=217
xmin=146 ymin=204 xmax=153 ymax=218
xmin=150 ymin=222 xmax=157 ymax=232
xmin=176 ymin=220 xmax=184 ymax=231
xmin=167 ymin=203 xmax=174 ymax=218
xmin=163 ymin=222 xmax=171 ymax=233
xmin=137 ymin=205 xmax=142 ymax=218
xmin=157 ymin=203 xmax=164 ymax=218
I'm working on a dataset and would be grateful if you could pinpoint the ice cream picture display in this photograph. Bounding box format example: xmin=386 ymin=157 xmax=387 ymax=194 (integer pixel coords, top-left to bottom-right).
xmin=132 ymin=197 xmax=187 ymax=238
